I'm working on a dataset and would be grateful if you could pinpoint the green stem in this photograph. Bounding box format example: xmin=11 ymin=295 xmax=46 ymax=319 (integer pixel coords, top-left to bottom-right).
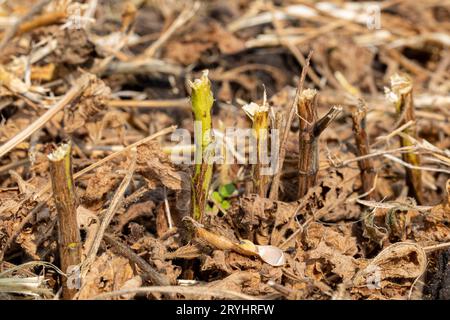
xmin=190 ymin=71 xmax=214 ymax=221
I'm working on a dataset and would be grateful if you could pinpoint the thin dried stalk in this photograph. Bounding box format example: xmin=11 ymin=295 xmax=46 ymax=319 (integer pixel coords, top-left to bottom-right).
xmin=386 ymin=73 xmax=423 ymax=204
xmin=0 ymin=0 xmax=52 ymax=54
xmin=297 ymin=88 xmax=342 ymax=198
xmin=0 ymin=74 xmax=91 ymax=158
xmin=108 ymin=98 xmax=189 ymax=109
xmin=143 ymin=1 xmax=200 ymax=57
xmin=351 ymin=101 xmax=376 ymax=198
xmin=16 ymin=11 xmax=67 ymax=36
xmin=190 ymin=71 xmax=214 ymax=221
xmin=91 ymin=286 xmax=258 ymax=300
xmin=383 ymin=154 xmax=450 ymax=175
xmin=47 ymin=142 xmax=81 ymax=299
xmin=103 ymin=233 xmax=171 ymax=286
xmin=81 ymin=149 xmax=137 ymax=278
xmin=105 ymin=59 xmax=184 ymax=76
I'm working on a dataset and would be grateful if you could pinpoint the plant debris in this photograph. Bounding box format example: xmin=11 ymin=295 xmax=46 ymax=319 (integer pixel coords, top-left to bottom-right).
xmin=0 ymin=0 xmax=449 ymax=301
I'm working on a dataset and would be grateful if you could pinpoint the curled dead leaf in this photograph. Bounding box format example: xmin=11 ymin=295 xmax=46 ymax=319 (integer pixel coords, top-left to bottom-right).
xmin=136 ymin=141 xmax=183 ymax=190
xmin=353 ymin=242 xmax=427 ymax=292
xmin=77 ymin=251 xmax=134 ymax=300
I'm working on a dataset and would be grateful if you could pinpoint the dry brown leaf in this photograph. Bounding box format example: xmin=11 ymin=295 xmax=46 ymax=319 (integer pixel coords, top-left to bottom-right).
xmin=201 ymin=250 xmax=233 ymax=274
xmin=52 ymin=28 xmax=96 ymax=65
xmin=83 ymin=165 xmax=117 ymax=203
xmin=353 ymin=242 xmax=427 ymax=298
xmin=205 ymin=271 xmax=261 ymax=299
xmin=135 ymin=236 xmax=182 ymax=285
xmin=119 ymin=275 xmax=143 ymax=300
xmin=304 ymin=223 xmax=358 ymax=256
xmin=115 ymin=200 xmax=155 ymax=233
xmin=422 ymin=180 xmax=450 ymax=242
xmin=77 ymin=251 xmax=134 ymax=299
xmin=238 ymin=195 xmax=298 ymax=245
xmin=64 ymin=74 xmax=111 ymax=133
xmin=165 ymin=41 xmax=213 ymax=65
xmin=227 ymin=251 xmax=262 ymax=270
xmin=306 ymin=241 xmax=358 ymax=283
xmin=136 ymin=141 xmax=183 ymax=191
xmin=77 ymin=206 xmax=99 ymax=257
xmin=164 ymin=21 xmax=244 ymax=65
xmin=314 ymin=168 xmax=361 ymax=222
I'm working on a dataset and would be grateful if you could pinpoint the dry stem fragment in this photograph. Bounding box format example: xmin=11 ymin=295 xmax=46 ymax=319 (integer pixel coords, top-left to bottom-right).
xmin=297 ymin=88 xmax=342 ymax=199
xmin=243 ymin=93 xmax=270 ymax=197
xmin=351 ymin=101 xmax=376 ymax=198
xmin=269 ymin=51 xmax=312 ymax=200
xmin=103 ymin=233 xmax=171 ymax=286
xmin=297 ymin=89 xmax=318 ymax=199
xmin=385 ymin=73 xmax=423 ymax=204
xmin=47 ymin=142 xmax=81 ymax=299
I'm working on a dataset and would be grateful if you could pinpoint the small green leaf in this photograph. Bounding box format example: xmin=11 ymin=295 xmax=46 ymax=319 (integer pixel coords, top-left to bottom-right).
xmin=221 ymin=200 xmax=231 ymax=210
xmin=218 ymin=183 xmax=236 ymax=198
xmin=211 ymin=191 xmax=223 ymax=203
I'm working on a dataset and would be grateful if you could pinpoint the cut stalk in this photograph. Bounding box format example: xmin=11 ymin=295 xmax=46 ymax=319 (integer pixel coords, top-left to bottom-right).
xmin=385 ymin=73 xmax=423 ymax=204
xmin=253 ymin=105 xmax=269 ymax=198
xmin=297 ymin=89 xmax=342 ymax=199
xmin=243 ymin=94 xmax=270 ymax=197
xmin=190 ymin=71 xmax=214 ymax=222
xmin=47 ymin=142 xmax=81 ymax=299
xmin=351 ymin=101 xmax=376 ymax=199
xmin=269 ymin=52 xmax=312 ymax=201
xmin=297 ymin=89 xmax=318 ymax=199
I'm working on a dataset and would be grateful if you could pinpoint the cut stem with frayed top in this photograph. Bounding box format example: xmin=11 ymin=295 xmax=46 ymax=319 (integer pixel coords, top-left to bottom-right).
xmin=190 ymin=71 xmax=214 ymax=222
xmin=385 ymin=73 xmax=423 ymax=204
xmin=47 ymin=141 xmax=81 ymax=300
xmin=351 ymin=100 xmax=376 ymax=199
xmin=269 ymin=51 xmax=312 ymax=200
xmin=297 ymin=88 xmax=342 ymax=199
xmin=243 ymin=92 xmax=270 ymax=197
xmin=297 ymin=89 xmax=318 ymax=199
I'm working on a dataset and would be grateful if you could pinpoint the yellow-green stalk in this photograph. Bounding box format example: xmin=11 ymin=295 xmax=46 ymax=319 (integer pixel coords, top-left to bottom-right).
xmin=190 ymin=71 xmax=214 ymax=221
xmin=243 ymin=95 xmax=270 ymax=197
xmin=385 ymin=73 xmax=423 ymax=204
